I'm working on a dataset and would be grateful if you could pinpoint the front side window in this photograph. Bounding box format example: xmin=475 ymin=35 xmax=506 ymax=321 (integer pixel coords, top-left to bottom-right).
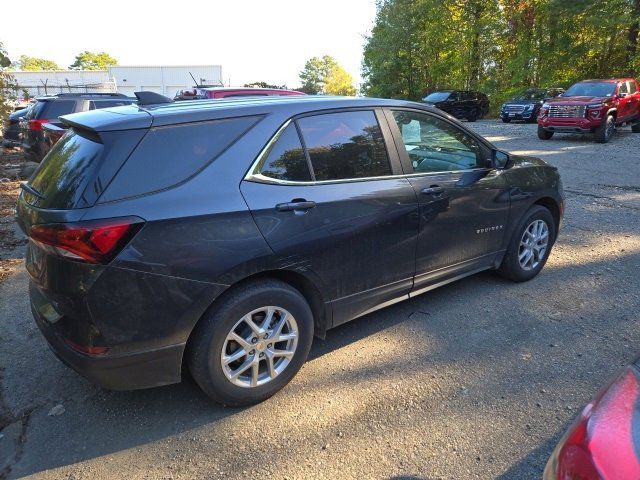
xmin=255 ymin=123 xmax=311 ymax=182
xmin=297 ymin=111 xmax=391 ymax=181
xmin=619 ymin=82 xmax=629 ymax=95
xmin=390 ymin=110 xmax=483 ymax=173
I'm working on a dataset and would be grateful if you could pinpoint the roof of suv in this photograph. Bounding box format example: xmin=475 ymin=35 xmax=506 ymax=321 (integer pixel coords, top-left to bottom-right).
xmin=60 ymin=95 xmax=436 ymax=132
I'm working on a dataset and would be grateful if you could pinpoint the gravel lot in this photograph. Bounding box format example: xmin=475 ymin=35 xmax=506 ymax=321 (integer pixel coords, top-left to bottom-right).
xmin=1 ymin=120 xmax=639 ymax=479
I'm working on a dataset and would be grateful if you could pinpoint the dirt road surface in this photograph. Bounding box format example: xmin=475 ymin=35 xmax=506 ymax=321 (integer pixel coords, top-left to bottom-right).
xmin=1 ymin=121 xmax=639 ymax=479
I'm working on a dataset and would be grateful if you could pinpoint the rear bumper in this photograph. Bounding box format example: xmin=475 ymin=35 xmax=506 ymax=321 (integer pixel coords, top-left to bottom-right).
xmin=32 ymin=300 xmax=185 ymax=390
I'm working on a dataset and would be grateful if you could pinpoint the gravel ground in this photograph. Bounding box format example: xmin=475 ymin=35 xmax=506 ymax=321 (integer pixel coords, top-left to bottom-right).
xmin=1 ymin=120 xmax=639 ymax=479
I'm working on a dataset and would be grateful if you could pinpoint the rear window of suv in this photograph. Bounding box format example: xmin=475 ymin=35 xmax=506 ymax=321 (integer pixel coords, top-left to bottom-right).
xmin=30 ymin=100 xmax=76 ymax=120
xmin=27 ymin=130 xmax=103 ymax=209
xmin=99 ymin=115 xmax=262 ymax=202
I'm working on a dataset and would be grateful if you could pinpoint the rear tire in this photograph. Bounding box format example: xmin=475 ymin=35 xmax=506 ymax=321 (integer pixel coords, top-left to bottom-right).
xmin=594 ymin=115 xmax=615 ymax=143
xmin=537 ymin=125 xmax=554 ymax=140
xmin=187 ymin=279 xmax=314 ymax=406
xmin=496 ymin=205 xmax=556 ymax=282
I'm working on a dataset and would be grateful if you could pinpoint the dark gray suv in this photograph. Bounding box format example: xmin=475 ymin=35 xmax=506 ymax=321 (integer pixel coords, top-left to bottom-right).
xmin=17 ymin=94 xmax=564 ymax=405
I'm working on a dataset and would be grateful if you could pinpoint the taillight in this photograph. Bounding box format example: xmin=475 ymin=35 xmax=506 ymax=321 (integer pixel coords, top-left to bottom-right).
xmin=28 ymin=118 xmax=49 ymax=131
xmin=29 ymin=217 xmax=144 ymax=264
xmin=547 ymin=367 xmax=640 ymax=480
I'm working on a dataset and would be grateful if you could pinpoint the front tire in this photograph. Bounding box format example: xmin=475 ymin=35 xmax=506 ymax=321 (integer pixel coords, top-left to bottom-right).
xmin=595 ymin=115 xmax=615 ymax=143
xmin=497 ymin=205 xmax=556 ymax=282
xmin=538 ymin=125 xmax=554 ymax=140
xmin=502 ymin=117 xmax=511 ymax=123
xmin=632 ymin=121 xmax=640 ymax=133
xmin=467 ymin=108 xmax=478 ymax=122
xmin=187 ymin=279 xmax=314 ymax=406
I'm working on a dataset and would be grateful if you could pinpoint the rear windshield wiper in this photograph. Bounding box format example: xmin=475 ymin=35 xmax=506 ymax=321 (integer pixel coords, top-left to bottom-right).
xmin=20 ymin=182 xmax=44 ymax=199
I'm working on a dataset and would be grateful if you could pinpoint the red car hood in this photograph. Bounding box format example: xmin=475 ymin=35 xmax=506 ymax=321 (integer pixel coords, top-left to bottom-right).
xmin=546 ymin=96 xmax=609 ymax=106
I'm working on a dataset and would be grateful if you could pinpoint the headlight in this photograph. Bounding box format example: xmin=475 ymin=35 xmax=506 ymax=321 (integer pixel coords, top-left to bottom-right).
xmin=524 ymin=104 xmax=534 ymax=110
xmin=587 ymin=103 xmax=602 ymax=109
xmin=542 ymin=103 xmax=550 ymax=109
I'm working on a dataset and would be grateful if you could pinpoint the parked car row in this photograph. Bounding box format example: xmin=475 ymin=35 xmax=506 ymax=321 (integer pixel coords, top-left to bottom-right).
xmin=423 ymin=78 xmax=640 ymax=143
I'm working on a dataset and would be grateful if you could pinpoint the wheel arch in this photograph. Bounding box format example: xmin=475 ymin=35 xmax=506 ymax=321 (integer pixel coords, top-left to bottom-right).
xmin=533 ymin=196 xmax=561 ymax=233
xmin=185 ymin=268 xmax=329 ymax=360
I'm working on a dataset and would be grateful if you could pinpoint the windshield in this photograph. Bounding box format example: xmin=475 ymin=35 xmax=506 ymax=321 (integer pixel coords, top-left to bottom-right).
xmin=424 ymin=92 xmax=451 ymax=103
xmin=563 ymin=82 xmax=616 ymax=97
xmin=511 ymin=90 xmax=545 ymax=102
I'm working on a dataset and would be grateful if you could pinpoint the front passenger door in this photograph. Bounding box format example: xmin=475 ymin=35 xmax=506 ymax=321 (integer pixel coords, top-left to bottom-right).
xmin=384 ymin=109 xmax=511 ymax=292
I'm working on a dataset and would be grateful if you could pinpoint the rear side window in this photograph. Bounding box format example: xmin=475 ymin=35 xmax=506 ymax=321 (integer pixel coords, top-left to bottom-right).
xmin=255 ymin=123 xmax=311 ymax=182
xmin=88 ymin=100 xmax=135 ymax=110
xmin=297 ymin=111 xmax=391 ymax=181
xmin=27 ymin=130 xmax=103 ymax=209
xmin=101 ymin=115 xmax=261 ymax=201
xmin=41 ymin=100 xmax=76 ymax=119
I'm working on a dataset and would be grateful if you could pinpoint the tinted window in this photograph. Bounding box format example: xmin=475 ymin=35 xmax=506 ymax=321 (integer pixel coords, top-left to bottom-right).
xmin=255 ymin=123 xmax=311 ymax=181
xmin=27 ymin=130 xmax=103 ymax=209
xmin=563 ymin=82 xmax=616 ymax=97
xmin=391 ymin=110 xmax=482 ymax=173
xmin=297 ymin=111 xmax=391 ymax=181
xmin=619 ymin=82 xmax=629 ymax=94
xmin=424 ymin=92 xmax=451 ymax=103
xmin=41 ymin=100 xmax=76 ymax=119
xmin=88 ymin=100 xmax=135 ymax=110
xmin=102 ymin=116 xmax=261 ymax=201
xmin=629 ymin=81 xmax=638 ymax=93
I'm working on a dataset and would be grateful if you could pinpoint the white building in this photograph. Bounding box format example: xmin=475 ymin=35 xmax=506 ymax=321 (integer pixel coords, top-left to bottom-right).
xmin=10 ymin=65 xmax=223 ymax=99
xmin=109 ymin=65 xmax=223 ymax=97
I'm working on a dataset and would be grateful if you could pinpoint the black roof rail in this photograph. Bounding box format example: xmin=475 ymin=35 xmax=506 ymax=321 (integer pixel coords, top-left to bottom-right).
xmin=134 ymin=91 xmax=173 ymax=106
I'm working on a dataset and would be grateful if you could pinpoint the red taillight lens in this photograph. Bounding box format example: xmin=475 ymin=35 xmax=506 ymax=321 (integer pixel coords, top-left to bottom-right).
xmin=549 ymin=367 xmax=640 ymax=480
xmin=65 ymin=339 xmax=109 ymax=356
xmin=28 ymin=118 xmax=49 ymax=131
xmin=29 ymin=217 xmax=144 ymax=264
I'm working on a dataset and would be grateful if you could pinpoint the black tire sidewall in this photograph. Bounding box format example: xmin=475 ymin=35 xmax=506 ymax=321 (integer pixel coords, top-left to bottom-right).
xmin=189 ymin=280 xmax=314 ymax=406
xmin=595 ymin=115 xmax=614 ymax=143
xmin=499 ymin=206 xmax=556 ymax=282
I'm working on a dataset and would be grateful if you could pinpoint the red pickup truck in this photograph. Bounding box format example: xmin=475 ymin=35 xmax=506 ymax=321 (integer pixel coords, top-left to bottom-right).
xmin=538 ymin=78 xmax=640 ymax=143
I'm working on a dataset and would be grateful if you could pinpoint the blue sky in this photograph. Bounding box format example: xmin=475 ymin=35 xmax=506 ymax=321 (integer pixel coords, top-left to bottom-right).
xmin=2 ymin=0 xmax=377 ymax=88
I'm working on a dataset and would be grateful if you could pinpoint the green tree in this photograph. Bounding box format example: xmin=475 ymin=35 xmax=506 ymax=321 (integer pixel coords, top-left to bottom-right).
xmin=299 ymin=55 xmax=339 ymax=94
xmin=16 ymin=55 xmax=60 ymax=71
xmin=324 ymin=65 xmax=357 ymax=96
xmin=363 ymin=0 xmax=640 ymax=114
xmin=69 ymin=51 xmax=118 ymax=70
xmin=0 ymin=43 xmax=17 ymax=129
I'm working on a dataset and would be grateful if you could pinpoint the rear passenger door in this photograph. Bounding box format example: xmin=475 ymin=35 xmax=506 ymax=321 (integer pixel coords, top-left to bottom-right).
xmin=240 ymin=109 xmax=419 ymax=326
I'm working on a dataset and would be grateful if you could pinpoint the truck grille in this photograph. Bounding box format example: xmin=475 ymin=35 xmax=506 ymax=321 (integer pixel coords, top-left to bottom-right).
xmin=549 ymin=105 xmax=586 ymax=118
xmin=504 ymin=105 xmax=526 ymax=114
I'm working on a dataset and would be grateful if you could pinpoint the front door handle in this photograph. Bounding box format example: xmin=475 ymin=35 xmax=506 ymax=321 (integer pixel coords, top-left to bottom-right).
xmin=421 ymin=185 xmax=445 ymax=195
xmin=276 ymin=200 xmax=317 ymax=212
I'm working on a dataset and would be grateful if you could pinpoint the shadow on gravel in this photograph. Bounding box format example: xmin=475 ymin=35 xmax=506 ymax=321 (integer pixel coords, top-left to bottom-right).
xmin=4 ymin=239 xmax=640 ymax=477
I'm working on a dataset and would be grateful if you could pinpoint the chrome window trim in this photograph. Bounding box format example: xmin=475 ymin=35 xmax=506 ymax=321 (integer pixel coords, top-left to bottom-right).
xmin=243 ymin=115 xmax=491 ymax=187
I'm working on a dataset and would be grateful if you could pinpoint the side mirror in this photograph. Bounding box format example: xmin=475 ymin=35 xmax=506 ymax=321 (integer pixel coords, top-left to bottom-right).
xmin=619 ymin=92 xmax=629 ymax=98
xmin=493 ymin=150 xmax=510 ymax=169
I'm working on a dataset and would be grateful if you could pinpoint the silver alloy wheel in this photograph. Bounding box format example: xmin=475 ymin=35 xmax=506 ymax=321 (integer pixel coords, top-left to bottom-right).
xmin=518 ymin=219 xmax=549 ymax=271
xmin=221 ymin=306 xmax=298 ymax=388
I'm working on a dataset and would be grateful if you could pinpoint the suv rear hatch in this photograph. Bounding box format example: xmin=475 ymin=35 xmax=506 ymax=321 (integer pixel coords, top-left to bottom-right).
xmin=16 ymin=110 xmax=151 ymax=354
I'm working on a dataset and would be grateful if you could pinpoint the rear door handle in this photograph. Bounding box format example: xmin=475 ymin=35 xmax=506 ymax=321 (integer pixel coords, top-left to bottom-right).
xmin=275 ymin=200 xmax=316 ymax=212
xmin=421 ymin=185 xmax=445 ymax=195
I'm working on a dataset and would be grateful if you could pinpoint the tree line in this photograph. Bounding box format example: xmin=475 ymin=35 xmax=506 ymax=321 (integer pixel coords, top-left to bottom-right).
xmin=362 ymin=0 xmax=640 ymax=110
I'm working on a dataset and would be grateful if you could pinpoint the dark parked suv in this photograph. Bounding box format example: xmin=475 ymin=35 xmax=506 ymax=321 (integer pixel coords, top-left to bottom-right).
xmin=422 ymin=90 xmax=490 ymax=121
xmin=500 ymin=88 xmax=565 ymax=123
xmin=20 ymin=93 xmax=136 ymax=162
xmin=17 ymin=94 xmax=564 ymax=405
